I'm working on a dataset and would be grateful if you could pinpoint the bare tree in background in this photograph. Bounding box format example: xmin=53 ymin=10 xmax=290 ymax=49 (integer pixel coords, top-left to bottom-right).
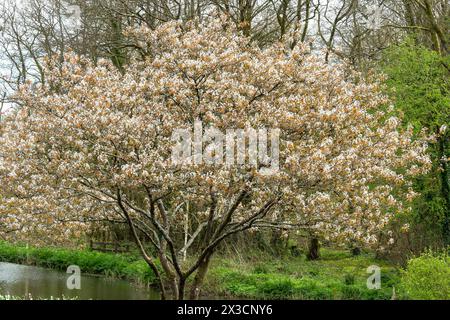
xmin=315 ymin=0 xmax=449 ymax=69
xmin=0 ymin=0 xmax=89 ymax=103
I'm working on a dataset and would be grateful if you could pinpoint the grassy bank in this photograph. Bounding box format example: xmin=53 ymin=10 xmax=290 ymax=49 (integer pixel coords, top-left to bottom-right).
xmin=206 ymin=249 xmax=399 ymax=300
xmin=0 ymin=241 xmax=400 ymax=299
xmin=0 ymin=241 xmax=155 ymax=286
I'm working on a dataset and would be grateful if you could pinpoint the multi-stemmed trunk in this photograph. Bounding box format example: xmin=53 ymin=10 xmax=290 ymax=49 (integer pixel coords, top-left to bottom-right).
xmin=189 ymin=254 xmax=212 ymax=300
xmin=117 ymin=185 xmax=280 ymax=300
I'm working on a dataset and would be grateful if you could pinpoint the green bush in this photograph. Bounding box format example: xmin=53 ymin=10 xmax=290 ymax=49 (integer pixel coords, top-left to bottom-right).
xmin=400 ymin=251 xmax=450 ymax=299
xmin=296 ymin=282 xmax=334 ymax=300
xmin=252 ymin=263 xmax=271 ymax=274
xmin=341 ymin=285 xmax=363 ymax=299
xmin=259 ymin=279 xmax=295 ymax=299
xmin=343 ymin=273 xmax=355 ymax=285
xmin=380 ymin=39 xmax=450 ymax=249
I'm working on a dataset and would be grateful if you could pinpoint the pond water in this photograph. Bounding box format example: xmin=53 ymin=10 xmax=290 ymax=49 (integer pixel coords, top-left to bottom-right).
xmin=0 ymin=262 xmax=160 ymax=300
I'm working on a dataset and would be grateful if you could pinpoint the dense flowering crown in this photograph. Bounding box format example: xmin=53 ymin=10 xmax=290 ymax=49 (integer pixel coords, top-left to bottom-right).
xmin=0 ymin=17 xmax=430 ymax=247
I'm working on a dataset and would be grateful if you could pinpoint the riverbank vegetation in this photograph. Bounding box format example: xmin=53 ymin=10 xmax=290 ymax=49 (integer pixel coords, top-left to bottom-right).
xmin=0 ymin=0 xmax=449 ymax=301
xmin=0 ymin=241 xmax=396 ymax=299
xmin=0 ymin=241 xmax=155 ymax=286
xmin=2 ymin=241 xmax=448 ymax=300
xmin=0 ymin=294 xmax=77 ymax=300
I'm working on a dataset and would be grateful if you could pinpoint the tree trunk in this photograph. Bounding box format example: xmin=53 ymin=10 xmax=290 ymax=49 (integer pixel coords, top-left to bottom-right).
xmin=270 ymin=229 xmax=285 ymax=256
xmin=351 ymin=247 xmax=361 ymax=256
xmin=178 ymin=277 xmax=186 ymax=300
xmin=238 ymin=0 xmax=253 ymax=37
xmin=438 ymin=135 xmax=450 ymax=245
xmin=158 ymin=250 xmax=178 ymax=299
xmin=307 ymin=237 xmax=320 ymax=260
xmin=189 ymin=254 xmax=212 ymax=300
xmin=423 ymin=0 xmax=448 ymax=55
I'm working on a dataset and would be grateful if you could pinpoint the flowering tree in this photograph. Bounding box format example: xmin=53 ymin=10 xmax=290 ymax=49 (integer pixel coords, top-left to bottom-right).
xmin=0 ymin=17 xmax=430 ymax=299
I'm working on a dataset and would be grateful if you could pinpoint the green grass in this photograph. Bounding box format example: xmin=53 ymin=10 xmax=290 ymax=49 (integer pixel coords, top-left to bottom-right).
xmin=205 ymin=248 xmax=400 ymax=300
xmin=0 ymin=241 xmax=156 ymax=285
xmin=0 ymin=241 xmax=402 ymax=299
xmin=0 ymin=294 xmax=78 ymax=300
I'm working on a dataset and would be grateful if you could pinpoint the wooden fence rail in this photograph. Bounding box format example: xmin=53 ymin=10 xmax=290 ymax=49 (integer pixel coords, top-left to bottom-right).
xmin=89 ymin=240 xmax=131 ymax=253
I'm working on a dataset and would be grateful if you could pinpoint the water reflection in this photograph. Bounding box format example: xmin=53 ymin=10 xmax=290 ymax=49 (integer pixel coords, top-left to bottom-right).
xmin=0 ymin=262 xmax=159 ymax=300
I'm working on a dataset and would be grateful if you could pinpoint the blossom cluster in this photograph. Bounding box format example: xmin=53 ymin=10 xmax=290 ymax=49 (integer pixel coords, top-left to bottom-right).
xmin=0 ymin=17 xmax=430 ymax=247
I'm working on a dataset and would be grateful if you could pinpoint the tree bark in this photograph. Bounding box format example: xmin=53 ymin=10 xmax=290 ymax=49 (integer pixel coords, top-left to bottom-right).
xmin=158 ymin=250 xmax=179 ymax=299
xmin=189 ymin=254 xmax=212 ymax=300
xmin=438 ymin=135 xmax=450 ymax=245
xmin=351 ymin=247 xmax=361 ymax=256
xmin=116 ymin=191 xmax=167 ymax=300
xmin=178 ymin=277 xmax=186 ymax=300
xmin=270 ymin=229 xmax=285 ymax=255
xmin=307 ymin=237 xmax=320 ymax=260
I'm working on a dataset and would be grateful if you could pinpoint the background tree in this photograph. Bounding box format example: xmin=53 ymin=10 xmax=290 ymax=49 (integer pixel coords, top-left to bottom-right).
xmin=380 ymin=40 xmax=450 ymax=250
